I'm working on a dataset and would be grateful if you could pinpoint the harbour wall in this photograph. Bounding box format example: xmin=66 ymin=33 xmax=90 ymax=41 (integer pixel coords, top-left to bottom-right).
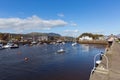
xmin=78 ymin=40 xmax=108 ymax=45
xmin=89 ymin=41 xmax=120 ymax=80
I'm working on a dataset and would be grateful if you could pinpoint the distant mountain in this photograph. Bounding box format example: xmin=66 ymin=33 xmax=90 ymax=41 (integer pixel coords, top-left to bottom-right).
xmin=0 ymin=32 xmax=61 ymax=41
xmin=46 ymin=33 xmax=61 ymax=37
xmin=27 ymin=32 xmax=61 ymax=37
xmin=27 ymin=32 xmax=47 ymax=36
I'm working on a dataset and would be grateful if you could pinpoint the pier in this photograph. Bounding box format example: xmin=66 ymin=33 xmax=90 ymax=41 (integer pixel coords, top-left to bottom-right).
xmin=89 ymin=41 xmax=120 ymax=80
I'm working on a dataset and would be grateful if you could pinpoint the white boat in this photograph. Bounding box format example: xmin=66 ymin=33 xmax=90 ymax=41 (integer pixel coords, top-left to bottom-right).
xmin=95 ymin=60 xmax=101 ymax=67
xmin=3 ymin=43 xmax=19 ymax=49
xmin=96 ymin=60 xmax=101 ymax=64
xmin=72 ymin=35 xmax=77 ymax=46
xmin=3 ymin=43 xmax=12 ymax=48
xmin=10 ymin=44 xmax=19 ymax=49
xmin=0 ymin=44 xmax=3 ymax=50
xmin=72 ymin=42 xmax=77 ymax=46
xmin=31 ymin=41 xmax=37 ymax=44
xmin=30 ymin=41 xmax=37 ymax=46
xmin=31 ymin=33 xmax=37 ymax=45
xmin=57 ymin=41 xmax=65 ymax=53
xmin=57 ymin=48 xmax=65 ymax=53
xmin=62 ymin=42 xmax=65 ymax=45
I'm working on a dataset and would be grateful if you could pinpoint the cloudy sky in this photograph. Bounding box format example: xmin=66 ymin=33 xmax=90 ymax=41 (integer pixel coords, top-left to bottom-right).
xmin=0 ymin=0 xmax=120 ymax=36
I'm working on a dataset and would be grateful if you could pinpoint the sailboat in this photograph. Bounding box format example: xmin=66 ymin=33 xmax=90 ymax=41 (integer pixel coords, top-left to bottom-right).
xmin=31 ymin=33 xmax=37 ymax=45
xmin=72 ymin=42 xmax=77 ymax=46
xmin=72 ymin=37 xmax=77 ymax=46
xmin=3 ymin=34 xmax=19 ymax=49
xmin=0 ymin=44 xmax=3 ymax=50
xmin=3 ymin=42 xmax=19 ymax=49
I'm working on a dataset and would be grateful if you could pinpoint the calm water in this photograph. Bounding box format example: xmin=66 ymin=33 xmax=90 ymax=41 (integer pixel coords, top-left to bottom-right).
xmin=0 ymin=43 xmax=105 ymax=80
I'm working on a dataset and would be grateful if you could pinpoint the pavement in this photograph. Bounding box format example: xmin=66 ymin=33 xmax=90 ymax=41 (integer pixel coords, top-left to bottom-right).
xmin=89 ymin=41 xmax=120 ymax=80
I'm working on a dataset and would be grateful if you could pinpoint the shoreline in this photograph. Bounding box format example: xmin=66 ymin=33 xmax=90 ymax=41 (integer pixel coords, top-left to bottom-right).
xmin=78 ymin=40 xmax=108 ymax=45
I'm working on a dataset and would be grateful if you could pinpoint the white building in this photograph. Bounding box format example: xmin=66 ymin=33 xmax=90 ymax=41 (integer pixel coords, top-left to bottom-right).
xmin=38 ymin=36 xmax=48 ymax=41
xmin=98 ymin=36 xmax=105 ymax=40
xmin=79 ymin=36 xmax=93 ymax=41
xmin=107 ymin=34 xmax=118 ymax=42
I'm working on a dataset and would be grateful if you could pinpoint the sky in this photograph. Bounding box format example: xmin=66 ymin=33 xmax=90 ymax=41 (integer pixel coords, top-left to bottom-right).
xmin=0 ymin=0 xmax=120 ymax=37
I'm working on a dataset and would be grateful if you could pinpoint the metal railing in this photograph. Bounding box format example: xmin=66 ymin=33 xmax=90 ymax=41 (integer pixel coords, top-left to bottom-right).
xmin=90 ymin=52 xmax=109 ymax=75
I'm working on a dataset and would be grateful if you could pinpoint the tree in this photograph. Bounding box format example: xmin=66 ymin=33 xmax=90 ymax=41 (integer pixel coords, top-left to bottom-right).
xmin=0 ymin=33 xmax=4 ymax=40
xmin=2 ymin=34 xmax=9 ymax=41
xmin=78 ymin=33 xmax=104 ymax=40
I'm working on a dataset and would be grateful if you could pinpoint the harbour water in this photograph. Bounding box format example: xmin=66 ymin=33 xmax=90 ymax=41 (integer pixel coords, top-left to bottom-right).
xmin=0 ymin=42 xmax=105 ymax=80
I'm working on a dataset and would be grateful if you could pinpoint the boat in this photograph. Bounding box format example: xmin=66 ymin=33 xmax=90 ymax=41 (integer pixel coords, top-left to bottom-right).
xmin=31 ymin=33 xmax=37 ymax=45
xmin=3 ymin=43 xmax=19 ymax=49
xmin=57 ymin=48 xmax=65 ymax=53
xmin=72 ymin=42 xmax=77 ymax=46
xmin=10 ymin=44 xmax=19 ymax=49
xmin=24 ymin=44 xmax=29 ymax=46
xmin=31 ymin=41 xmax=37 ymax=44
xmin=96 ymin=60 xmax=101 ymax=64
xmin=3 ymin=43 xmax=12 ymax=48
xmin=0 ymin=44 xmax=3 ymax=50
xmin=57 ymin=41 xmax=65 ymax=53
xmin=62 ymin=42 xmax=65 ymax=45
xmin=72 ymin=36 xmax=77 ymax=46
xmin=95 ymin=60 xmax=101 ymax=67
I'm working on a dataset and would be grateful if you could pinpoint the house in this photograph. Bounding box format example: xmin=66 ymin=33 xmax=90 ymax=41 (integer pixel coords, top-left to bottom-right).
xmin=0 ymin=40 xmax=6 ymax=43
xmin=38 ymin=36 xmax=48 ymax=41
xmin=107 ymin=34 xmax=118 ymax=42
xmin=79 ymin=36 xmax=93 ymax=41
xmin=98 ymin=36 xmax=105 ymax=40
xmin=107 ymin=34 xmax=118 ymax=47
xmin=20 ymin=37 xmax=33 ymax=42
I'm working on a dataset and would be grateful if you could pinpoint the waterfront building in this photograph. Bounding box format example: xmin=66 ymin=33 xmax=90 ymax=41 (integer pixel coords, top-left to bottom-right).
xmin=38 ymin=36 xmax=48 ymax=41
xmin=79 ymin=36 xmax=93 ymax=41
xmin=107 ymin=34 xmax=118 ymax=42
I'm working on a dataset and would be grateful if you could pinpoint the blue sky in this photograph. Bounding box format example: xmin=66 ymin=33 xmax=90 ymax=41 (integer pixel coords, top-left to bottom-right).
xmin=0 ymin=0 xmax=120 ymax=36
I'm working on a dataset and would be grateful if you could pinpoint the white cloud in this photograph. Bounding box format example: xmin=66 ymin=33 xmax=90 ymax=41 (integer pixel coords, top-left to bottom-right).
xmin=64 ymin=29 xmax=80 ymax=37
xmin=0 ymin=15 xmax=67 ymax=33
xmin=69 ymin=21 xmax=78 ymax=27
xmin=64 ymin=29 xmax=79 ymax=33
xmin=57 ymin=13 xmax=64 ymax=17
xmin=70 ymin=23 xmax=77 ymax=26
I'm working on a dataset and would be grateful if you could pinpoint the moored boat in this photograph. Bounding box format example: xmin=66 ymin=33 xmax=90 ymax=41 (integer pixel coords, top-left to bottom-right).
xmin=72 ymin=42 xmax=77 ymax=46
xmin=10 ymin=44 xmax=19 ymax=49
xmin=57 ymin=48 xmax=65 ymax=53
xmin=0 ymin=44 xmax=3 ymax=50
xmin=3 ymin=43 xmax=19 ymax=49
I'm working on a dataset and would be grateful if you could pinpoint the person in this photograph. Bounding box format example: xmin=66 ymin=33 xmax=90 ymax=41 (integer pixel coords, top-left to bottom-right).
xmin=24 ymin=57 xmax=29 ymax=62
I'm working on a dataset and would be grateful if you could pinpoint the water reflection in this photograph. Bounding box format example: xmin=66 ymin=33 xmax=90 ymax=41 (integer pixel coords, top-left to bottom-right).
xmin=0 ymin=43 xmax=105 ymax=80
xmin=81 ymin=44 xmax=90 ymax=52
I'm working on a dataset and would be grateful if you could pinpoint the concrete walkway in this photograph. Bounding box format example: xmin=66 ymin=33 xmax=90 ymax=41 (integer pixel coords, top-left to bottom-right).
xmin=89 ymin=41 xmax=120 ymax=80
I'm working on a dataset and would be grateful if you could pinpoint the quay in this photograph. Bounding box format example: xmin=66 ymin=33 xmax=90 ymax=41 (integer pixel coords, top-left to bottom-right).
xmin=78 ymin=40 xmax=108 ymax=45
xmin=89 ymin=41 xmax=120 ymax=80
